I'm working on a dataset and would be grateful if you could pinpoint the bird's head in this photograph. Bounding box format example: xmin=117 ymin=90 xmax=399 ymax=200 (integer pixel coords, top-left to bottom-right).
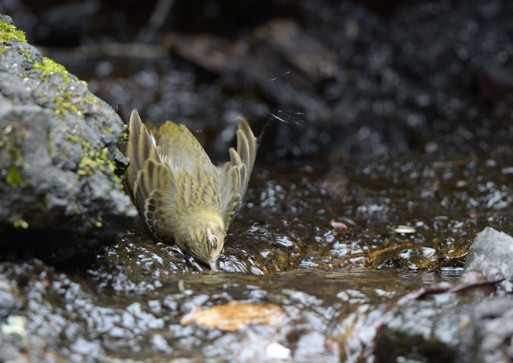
xmin=176 ymin=213 xmax=225 ymax=271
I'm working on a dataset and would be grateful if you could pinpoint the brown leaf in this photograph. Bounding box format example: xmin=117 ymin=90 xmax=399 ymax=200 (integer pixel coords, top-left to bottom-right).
xmin=180 ymin=302 xmax=285 ymax=331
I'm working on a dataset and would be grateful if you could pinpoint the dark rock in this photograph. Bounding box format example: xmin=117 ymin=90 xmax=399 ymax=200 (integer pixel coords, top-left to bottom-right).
xmin=465 ymin=227 xmax=513 ymax=291
xmin=374 ymin=297 xmax=472 ymax=363
xmin=375 ymin=295 xmax=513 ymax=363
xmin=373 ymin=227 xmax=513 ymax=362
xmin=459 ymin=298 xmax=513 ymax=363
xmin=0 ymin=17 xmax=136 ymax=264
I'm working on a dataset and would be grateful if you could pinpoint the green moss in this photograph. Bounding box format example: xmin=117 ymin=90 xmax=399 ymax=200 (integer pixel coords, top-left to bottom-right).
xmin=48 ymin=132 xmax=54 ymax=155
xmin=31 ymin=56 xmax=92 ymax=118
xmin=1 ymin=141 xmax=24 ymax=188
xmin=85 ymin=95 xmax=97 ymax=104
xmin=59 ymin=74 xmax=70 ymax=85
xmin=61 ymin=146 xmax=70 ymax=158
xmin=44 ymin=194 xmax=50 ymax=207
xmin=117 ymin=124 xmax=129 ymax=148
xmin=67 ymin=134 xmax=79 ymax=143
xmin=6 ymin=165 xmax=21 ymax=187
xmin=32 ymin=58 xmax=81 ymax=117
xmin=0 ymin=20 xmax=27 ymax=44
xmin=77 ymin=154 xmax=97 ymax=177
xmin=77 ymin=147 xmax=121 ymax=185
xmin=52 ymin=96 xmax=82 ymax=116
xmin=18 ymin=45 xmax=31 ymax=62
xmin=34 ymin=57 xmax=68 ymax=75
xmin=12 ymin=219 xmax=29 ymax=229
xmin=0 ymin=47 xmax=6 ymax=56
xmin=92 ymin=216 xmax=103 ymax=228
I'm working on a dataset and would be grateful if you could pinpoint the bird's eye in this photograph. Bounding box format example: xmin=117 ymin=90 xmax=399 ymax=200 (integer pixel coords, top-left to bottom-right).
xmin=211 ymin=235 xmax=218 ymax=249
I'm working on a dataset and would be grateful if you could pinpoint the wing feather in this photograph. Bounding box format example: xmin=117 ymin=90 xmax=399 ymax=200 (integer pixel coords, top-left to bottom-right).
xmin=121 ymin=110 xmax=179 ymax=239
xmin=218 ymin=118 xmax=257 ymax=229
xmin=122 ymin=110 xmax=161 ymax=200
xmin=144 ymin=189 xmax=176 ymax=243
xmin=235 ymin=117 xmax=257 ymax=200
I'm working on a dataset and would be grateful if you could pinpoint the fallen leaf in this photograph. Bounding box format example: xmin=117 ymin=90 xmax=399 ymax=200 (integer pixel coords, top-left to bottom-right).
xmin=330 ymin=219 xmax=348 ymax=233
xmin=181 ymin=302 xmax=285 ymax=331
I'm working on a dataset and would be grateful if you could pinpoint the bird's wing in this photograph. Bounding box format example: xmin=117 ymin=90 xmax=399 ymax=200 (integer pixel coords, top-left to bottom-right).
xmin=218 ymin=117 xmax=257 ymax=230
xmin=154 ymin=120 xmax=223 ymax=213
xmin=121 ymin=110 xmax=159 ymax=203
xmin=218 ymin=161 xmax=242 ymax=230
xmin=144 ymin=187 xmax=176 ymax=243
xmin=121 ymin=110 xmax=177 ymax=230
xmin=153 ymin=120 xmax=214 ymax=174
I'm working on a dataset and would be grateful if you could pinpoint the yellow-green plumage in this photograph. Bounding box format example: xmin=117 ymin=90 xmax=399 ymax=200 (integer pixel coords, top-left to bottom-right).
xmin=120 ymin=110 xmax=257 ymax=270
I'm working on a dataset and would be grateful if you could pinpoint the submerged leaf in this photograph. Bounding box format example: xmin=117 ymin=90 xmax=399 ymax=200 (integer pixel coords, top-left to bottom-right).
xmin=181 ymin=301 xmax=285 ymax=331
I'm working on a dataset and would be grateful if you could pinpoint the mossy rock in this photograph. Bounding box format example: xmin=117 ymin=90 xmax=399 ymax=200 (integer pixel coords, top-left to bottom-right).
xmin=0 ymin=15 xmax=136 ymax=264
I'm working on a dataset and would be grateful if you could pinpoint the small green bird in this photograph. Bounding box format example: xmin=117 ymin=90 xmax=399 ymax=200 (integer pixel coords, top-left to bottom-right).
xmin=120 ymin=110 xmax=257 ymax=270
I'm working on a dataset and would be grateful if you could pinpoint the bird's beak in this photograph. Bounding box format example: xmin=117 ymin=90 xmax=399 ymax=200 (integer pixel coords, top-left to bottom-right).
xmin=208 ymin=259 xmax=218 ymax=271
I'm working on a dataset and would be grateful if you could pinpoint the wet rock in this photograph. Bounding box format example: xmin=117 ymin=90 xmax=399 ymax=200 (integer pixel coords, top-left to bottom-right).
xmin=371 ymin=270 xmax=509 ymax=362
xmin=0 ymin=260 xmax=110 ymax=361
xmin=370 ymin=243 xmax=436 ymax=270
xmin=374 ymin=297 xmax=475 ymax=362
xmin=0 ymin=278 xmax=21 ymax=319
xmin=459 ymin=297 xmax=513 ymax=363
xmin=90 ymin=234 xmax=199 ymax=296
xmin=465 ymin=227 xmax=513 ymax=291
xmin=0 ymin=16 xmax=136 ymax=264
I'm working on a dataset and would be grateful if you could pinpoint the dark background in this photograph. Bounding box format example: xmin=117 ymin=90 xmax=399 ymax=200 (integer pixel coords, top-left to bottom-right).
xmin=3 ymin=0 xmax=513 ymax=162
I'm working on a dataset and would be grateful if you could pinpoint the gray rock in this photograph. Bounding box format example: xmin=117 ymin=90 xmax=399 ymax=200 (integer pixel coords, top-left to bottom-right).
xmin=0 ymin=15 xmax=14 ymax=26
xmin=0 ymin=16 xmax=136 ymax=263
xmin=459 ymin=297 xmax=513 ymax=363
xmin=373 ymin=227 xmax=513 ymax=362
xmin=374 ymin=297 xmax=472 ymax=363
xmin=374 ymin=295 xmax=513 ymax=363
xmin=465 ymin=227 xmax=513 ymax=291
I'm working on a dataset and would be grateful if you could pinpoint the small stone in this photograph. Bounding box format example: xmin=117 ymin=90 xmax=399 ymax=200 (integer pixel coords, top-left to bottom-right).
xmin=394 ymin=225 xmax=416 ymax=234
xmin=266 ymin=342 xmax=291 ymax=359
